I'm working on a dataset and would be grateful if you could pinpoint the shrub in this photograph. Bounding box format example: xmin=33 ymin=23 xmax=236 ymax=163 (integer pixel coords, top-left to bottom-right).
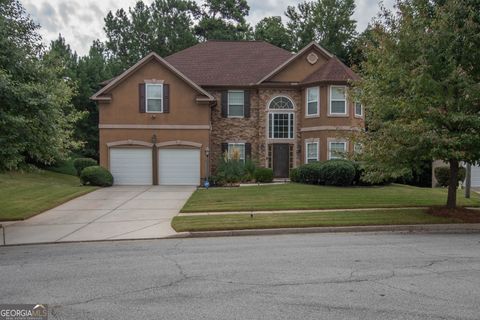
xmin=290 ymin=168 xmax=300 ymax=182
xmin=215 ymin=156 xmax=245 ymax=185
xmin=73 ymin=158 xmax=97 ymax=176
xmin=296 ymin=162 xmax=324 ymax=184
xmin=321 ymin=160 xmax=356 ymax=186
xmin=254 ymin=167 xmax=273 ymax=183
xmin=80 ymin=166 xmax=113 ymax=187
xmin=243 ymin=159 xmax=257 ymax=181
xmin=434 ymin=166 xmax=466 ymax=187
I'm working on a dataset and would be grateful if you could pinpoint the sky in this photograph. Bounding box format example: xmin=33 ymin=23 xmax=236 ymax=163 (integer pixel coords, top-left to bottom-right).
xmin=20 ymin=0 xmax=395 ymax=56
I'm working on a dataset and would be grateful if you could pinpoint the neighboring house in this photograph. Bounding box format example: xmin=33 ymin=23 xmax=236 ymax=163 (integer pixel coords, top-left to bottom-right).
xmin=432 ymin=161 xmax=480 ymax=188
xmin=91 ymin=41 xmax=364 ymax=185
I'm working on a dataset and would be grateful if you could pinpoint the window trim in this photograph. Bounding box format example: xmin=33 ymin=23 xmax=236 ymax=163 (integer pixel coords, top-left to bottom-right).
xmin=329 ymin=85 xmax=348 ymax=116
xmin=268 ymin=112 xmax=295 ymax=139
xmin=328 ymin=140 xmax=348 ymax=160
xmin=145 ymin=83 xmax=163 ymax=113
xmin=354 ymin=101 xmax=363 ymax=118
xmin=306 ymin=87 xmax=320 ymax=117
xmin=227 ymin=143 xmax=246 ymax=162
xmin=305 ymin=141 xmax=319 ymax=163
xmin=227 ymin=90 xmax=245 ymax=118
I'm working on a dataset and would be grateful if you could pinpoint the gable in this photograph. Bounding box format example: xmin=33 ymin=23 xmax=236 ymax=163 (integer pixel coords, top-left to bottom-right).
xmin=268 ymin=47 xmax=330 ymax=83
xmin=91 ymin=53 xmax=214 ymax=102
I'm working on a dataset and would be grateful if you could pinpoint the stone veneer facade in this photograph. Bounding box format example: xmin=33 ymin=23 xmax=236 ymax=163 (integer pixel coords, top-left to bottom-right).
xmin=209 ymin=87 xmax=361 ymax=177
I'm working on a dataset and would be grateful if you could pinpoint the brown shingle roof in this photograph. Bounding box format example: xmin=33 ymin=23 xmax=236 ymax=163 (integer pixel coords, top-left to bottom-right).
xmin=301 ymin=57 xmax=360 ymax=84
xmin=164 ymin=40 xmax=293 ymax=86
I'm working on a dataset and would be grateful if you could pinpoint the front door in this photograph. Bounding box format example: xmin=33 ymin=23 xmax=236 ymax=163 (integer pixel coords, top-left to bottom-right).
xmin=273 ymin=144 xmax=290 ymax=178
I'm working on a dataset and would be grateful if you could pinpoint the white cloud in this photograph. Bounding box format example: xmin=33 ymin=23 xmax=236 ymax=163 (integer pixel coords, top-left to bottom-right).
xmin=20 ymin=0 xmax=394 ymax=56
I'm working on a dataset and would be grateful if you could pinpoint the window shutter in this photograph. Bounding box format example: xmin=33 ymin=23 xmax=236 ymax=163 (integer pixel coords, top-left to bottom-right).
xmin=244 ymin=90 xmax=250 ymax=118
xmin=221 ymin=143 xmax=228 ymax=155
xmin=245 ymin=143 xmax=251 ymax=160
xmin=221 ymin=91 xmax=228 ymax=117
xmin=139 ymin=83 xmax=146 ymax=113
xmin=163 ymin=84 xmax=170 ymax=113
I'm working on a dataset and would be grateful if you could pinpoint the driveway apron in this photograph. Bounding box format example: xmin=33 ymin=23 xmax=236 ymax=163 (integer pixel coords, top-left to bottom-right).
xmin=2 ymin=186 xmax=195 ymax=245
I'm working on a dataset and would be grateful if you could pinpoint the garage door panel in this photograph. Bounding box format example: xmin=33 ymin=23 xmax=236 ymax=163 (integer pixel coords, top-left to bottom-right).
xmin=158 ymin=149 xmax=200 ymax=185
xmin=110 ymin=148 xmax=152 ymax=185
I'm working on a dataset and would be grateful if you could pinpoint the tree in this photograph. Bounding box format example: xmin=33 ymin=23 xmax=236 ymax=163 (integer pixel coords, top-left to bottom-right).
xmin=195 ymin=0 xmax=253 ymax=41
xmin=356 ymin=0 xmax=480 ymax=209
xmin=285 ymin=0 xmax=357 ymax=61
xmin=104 ymin=0 xmax=199 ymax=73
xmin=75 ymin=41 xmax=114 ymax=158
xmin=254 ymin=16 xmax=292 ymax=51
xmin=0 ymin=0 xmax=82 ymax=171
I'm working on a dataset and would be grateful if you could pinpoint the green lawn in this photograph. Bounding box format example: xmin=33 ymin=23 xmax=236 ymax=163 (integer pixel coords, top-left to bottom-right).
xmin=0 ymin=170 xmax=97 ymax=220
xmin=172 ymin=209 xmax=463 ymax=232
xmin=45 ymin=157 xmax=77 ymax=176
xmin=181 ymin=183 xmax=480 ymax=213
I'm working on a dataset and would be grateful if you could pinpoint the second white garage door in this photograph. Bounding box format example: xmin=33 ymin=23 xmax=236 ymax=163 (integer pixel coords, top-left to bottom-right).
xmin=110 ymin=148 xmax=152 ymax=185
xmin=472 ymin=165 xmax=480 ymax=187
xmin=158 ymin=149 xmax=200 ymax=185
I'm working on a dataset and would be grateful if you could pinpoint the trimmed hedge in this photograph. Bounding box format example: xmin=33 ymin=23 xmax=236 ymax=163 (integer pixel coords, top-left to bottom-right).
xmin=434 ymin=166 xmax=466 ymax=187
xmin=73 ymin=158 xmax=97 ymax=176
xmin=291 ymin=160 xmax=356 ymax=186
xmin=80 ymin=166 xmax=113 ymax=187
xmin=321 ymin=160 xmax=356 ymax=186
xmin=254 ymin=167 xmax=274 ymax=183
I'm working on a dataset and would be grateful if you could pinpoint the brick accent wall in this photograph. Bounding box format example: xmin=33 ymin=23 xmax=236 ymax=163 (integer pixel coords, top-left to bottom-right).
xmin=209 ymin=87 xmax=364 ymax=176
xmin=209 ymin=90 xmax=261 ymax=173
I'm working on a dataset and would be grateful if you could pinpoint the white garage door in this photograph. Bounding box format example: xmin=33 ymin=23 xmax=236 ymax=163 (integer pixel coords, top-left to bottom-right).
xmin=110 ymin=148 xmax=152 ymax=185
xmin=472 ymin=165 xmax=480 ymax=187
xmin=158 ymin=149 xmax=200 ymax=185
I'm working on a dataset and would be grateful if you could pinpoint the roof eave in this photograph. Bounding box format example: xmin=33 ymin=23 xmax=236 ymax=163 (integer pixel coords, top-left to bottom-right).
xmin=90 ymin=52 xmax=215 ymax=102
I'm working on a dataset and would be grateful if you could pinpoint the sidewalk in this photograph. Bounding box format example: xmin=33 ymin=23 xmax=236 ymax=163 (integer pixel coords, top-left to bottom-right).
xmin=179 ymin=206 xmax=480 ymax=216
xmin=178 ymin=207 xmax=430 ymax=216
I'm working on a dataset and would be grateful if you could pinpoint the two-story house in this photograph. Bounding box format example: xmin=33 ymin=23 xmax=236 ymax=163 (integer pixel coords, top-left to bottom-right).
xmin=91 ymin=41 xmax=364 ymax=185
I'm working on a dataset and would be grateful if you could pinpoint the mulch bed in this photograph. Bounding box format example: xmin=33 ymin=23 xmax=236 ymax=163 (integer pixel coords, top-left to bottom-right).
xmin=427 ymin=206 xmax=480 ymax=223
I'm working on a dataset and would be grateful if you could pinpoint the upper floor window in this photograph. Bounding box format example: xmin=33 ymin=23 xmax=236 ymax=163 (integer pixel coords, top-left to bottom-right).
xmin=228 ymin=90 xmax=244 ymax=117
xmin=329 ymin=86 xmax=347 ymax=115
xmin=269 ymin=96 xmax=294 ymax=110
xmin=329 ymin=140 xmax=347 ymax=159
xmin=228 ymin=143 xmax=245 ymax=162
xmin=355 ymin=101 xmax=363 ymax=117
xmin=306 ymin=87 xmax=319 ymax=116
xmin=268 ymin=96 xmax=295 ymax=139
xmin=306 ymin=141 xmax=319 ymax=163
xmin=146 ymin=83 xmax=163 ymax=113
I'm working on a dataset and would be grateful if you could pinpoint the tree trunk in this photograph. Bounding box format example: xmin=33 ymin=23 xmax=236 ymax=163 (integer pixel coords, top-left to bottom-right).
xmin=446 ymin=159 xmax=459 ymax=209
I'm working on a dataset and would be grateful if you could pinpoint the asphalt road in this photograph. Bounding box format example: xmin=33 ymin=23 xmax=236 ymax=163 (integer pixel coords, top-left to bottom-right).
xmin=1 ymin=233 xmax=479 ymax=320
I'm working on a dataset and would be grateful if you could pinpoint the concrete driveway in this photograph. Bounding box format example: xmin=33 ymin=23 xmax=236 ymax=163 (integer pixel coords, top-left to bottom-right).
xmin=2 ymin=186 xmax=195 ymax=245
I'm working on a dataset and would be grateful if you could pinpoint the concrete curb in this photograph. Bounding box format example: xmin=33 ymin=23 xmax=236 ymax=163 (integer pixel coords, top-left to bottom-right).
xmin=167 ymin=223 xmax=480 ymax=239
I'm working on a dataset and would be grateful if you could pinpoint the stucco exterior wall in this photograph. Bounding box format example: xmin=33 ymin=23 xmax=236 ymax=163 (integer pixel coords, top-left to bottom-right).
xmin=99 ymin=128 xmax=210 ymax=180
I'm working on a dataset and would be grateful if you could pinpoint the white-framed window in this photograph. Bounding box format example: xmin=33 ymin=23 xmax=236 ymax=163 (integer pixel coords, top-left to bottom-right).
xmin=328 ymin=141 xmax=347 ymax=160
xmin=268 ymin=113 xmax=294 ymax=139
xmin=268 ymin=96 xmax=295 ymax=139
xmin=146 ymin=83 xmax=163 ymax=112
xmin=305 ymin=141 xmax=319 ymax=163
xmin=329 ymin=86 xmax=347 ymax=115
xmin=306 ymin=87 xmax=319 ymax=116
xmin=355 ymin=101 xmax=363 ymax=117
xmin=228 ymin=143 xmax=245 ymax=162
xmin=228 ymin=90 xmax=244 ymax=117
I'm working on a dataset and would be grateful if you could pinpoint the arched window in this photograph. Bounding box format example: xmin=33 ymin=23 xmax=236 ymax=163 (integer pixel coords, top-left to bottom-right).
xmin=269 ymin=96 xmax=294 ymax=110
xmin=268 ymin=96 xmax=294 ymax=139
